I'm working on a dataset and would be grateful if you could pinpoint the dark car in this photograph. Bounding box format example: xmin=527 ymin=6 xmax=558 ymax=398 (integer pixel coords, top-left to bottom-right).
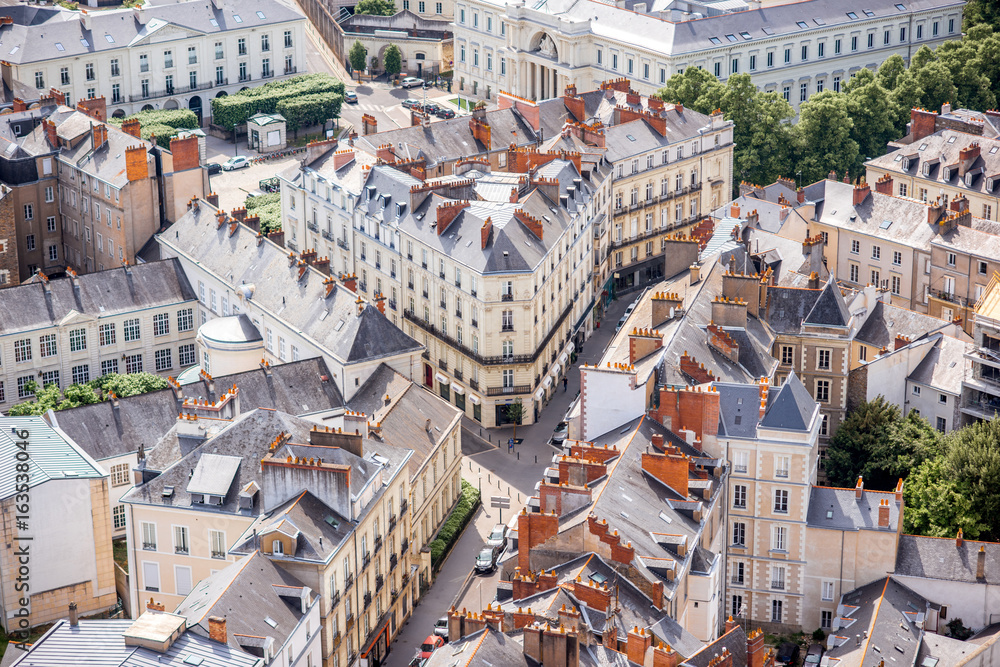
xmin=776 ymin=642 xmax=800 ymax=665
xmin=204 ymin=162 xmax=222 ymax=175
xmin=804 ymin=644 xmax=823 ymax=665
xmin=422 ymin=102 xmax=441 ymax=114
xmin=408 ymin=658 xmax=427 ymax=667
xmin=475 ymin=544 xmax=502 ymax=573
xmin=344 ymin=90 xmax=358 ymax=104
xmin=434 ymin=107 xmax=456 ymax=119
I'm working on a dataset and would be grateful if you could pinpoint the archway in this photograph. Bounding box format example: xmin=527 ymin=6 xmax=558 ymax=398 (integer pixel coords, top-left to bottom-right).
xmin=141 ymin=104 xmax=154 ymax=112
xmin=163 ymin=99 xmax=179 ymax=110
xmin=215 ymin=90 xmax=228 ymax=98
xmin=111 ymin=109 xmax=126 ymax=119
xmin=189 ymin=95 xmax=203 ymax=125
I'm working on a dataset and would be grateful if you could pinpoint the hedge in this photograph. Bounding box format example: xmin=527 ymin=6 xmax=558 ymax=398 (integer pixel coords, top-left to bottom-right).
xmin=430 ymin=479 xmax=481 ymax=567
xmin=211 ymin=73 xmax=346 ymax=131
xmin=107 ymin=109 xmax=199 ymax=141
xmin=276 ymin=92 xmax=343 ymax=133
xmin=245 ymin=192 xmax=281 ymax=234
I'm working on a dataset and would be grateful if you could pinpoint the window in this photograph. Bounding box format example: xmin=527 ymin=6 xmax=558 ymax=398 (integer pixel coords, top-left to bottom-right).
xmin=884 ymin=29 xmax=891 ymax=44
xmin=772 ymin=526 xmax=787 ymax=551
xmin=821 ymin=610 xmax=833 ymax=629
xmin=917 ymin=24 xmax=923 ymax=39
xmin=34 ymin=71 xmax=44 ymax=89
xmin=867 ymin=33 xmax=874 ymax=48
xmin=780 ymin=345 xmax=794 ymax=365
xmin=155 ymin=349 xmax=172 ymax=372
xmin=947 ymin=252 xmax=957 ymax=267
xmin=900 ymin=26 xmax=907 ymax=42
xmin=113 ymin=505 xmax=126 ymax=530
xmin=125 ymin=353 xmax=143 ymax=374
xmin=816 ymin=79 xmax=824 ymax=93
xmin=39 ymin=333 xmax=57 ymax=358
xmin=749 ymin=54 xmax=757 ymax=71
xmin=17 ymin=376 xmax=34 ymax=399
xmin=852 ymin=35 xmax=859 ymax=51
xmin=732 ymin=522 xmax=746 ymax=546
xmin=822 ymin=581 xmax=835 ymax=601
xmin=99 ymin=323 xmax=116 ymax=347
xmin=238 ymin=38 xmax=247 ymax=56
xmin=775 ymin=455 xmax=790 ymax=478
xmin=40 ymin=370 xmax=59 ymax=389
xmin=871 ymin=269 xmax=880 ymax=286
xmin=733 ymin=484 xmax=747 ymax=509
xmin=714 ymin=62 xmax=721 ymax=77
xmin=68 ymin=362 xmax=89 ymax=384
xmin=111 ymin=463 xmax=131 ymax=487
xmin=850 ymin=263 xmax=859 ymax=283
xmin=767 ymin=51 xmax=774 ymax=67
xmin=817 ymin=349 xmax=831 ymax=370
xmin=102 ymin=359 xmax=119 ymax=376
xmin=783 ymin=48 xmax=791 ymax=63
xmin=801 ymin=45 xmax=808 ymax=61
xmin=153 ymin=313 xmax=170 ymax=336
xmin=891 ymin=275 xmax=901 ymax=295
xmin=821 ymin=414 xmax=829 ymax=436
xmin=818 ymin=42 xmax=825 ymax=57
xmin=164 ymin=50 xmax=173 ymax=68
xmin=261 ymin=34 xmax=270 ymax=51
xmin=800 ymin=83 xmax=808 ymax=102
xmin=142 ymin=522 xmax=157 ymax=550
xmin=177 ymin=308 xmax=194 ymax=332
xmin=772 ymin=600 xmax=783 ymax=623
xmin=23 ymin=203 xmax=33 ymax=221
xmin=872 ymin=245 xmax=881 ymax=260
xmin=179 ymin=344 xmax=196 ymax=367
xmin=123 ymin=318 xmax=141 ymax=342
xmin=949 ymin=18 xmax=955 ymax=33
xmin=734 ymin=450 xmax=749 ymax=474
xmin=815 ymin=379 xmax=830 ymax=403
xmin=732 ymin=595 xmax=743 ymax=617
xmin=173 ymin=526 xmax=189 ymax=555
xmin=782 ymin=86 xmax=790 ymax=102
xmin=773 ymin=489 xmax=789 ymax=513
xmin=936 ymin=416 xmax=947 ymax=432
xmin=210 ymin=530 xmax=227 ymax=559
xmin=733 ymin=561 xmax=745 ymax=585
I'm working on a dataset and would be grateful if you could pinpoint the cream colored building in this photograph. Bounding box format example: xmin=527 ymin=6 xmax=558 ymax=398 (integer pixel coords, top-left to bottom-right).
xmin=0 ymin=0 xmax=307 ymax=124
xmin=0 ymin=417 xmax=117 ymax=633
xmin=452 ymin=0 xmax=962 ymax=106
xmin=0 ymin=258 xmax=198 ymax=413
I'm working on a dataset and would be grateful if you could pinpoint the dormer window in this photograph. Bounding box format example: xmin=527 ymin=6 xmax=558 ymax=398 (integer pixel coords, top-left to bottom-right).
xmin=272 ymin=539 xmax=284 ymax=554
xmin=923 ymin=163 xmax=930 ymax=176
xmin=192 ymin=493 xmax=205 ymax=504
xmin=988 ymin=177 xmax=995 ymax=192
xmin=942 ymin=167 xmax=951 ymax=181
xmin=901 ymin=157 xmax=910 ymax=170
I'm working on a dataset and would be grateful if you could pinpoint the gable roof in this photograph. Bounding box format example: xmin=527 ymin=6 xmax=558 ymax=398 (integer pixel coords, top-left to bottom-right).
xmin=806 ymin=486 xmax=900 ymax=531
xmin=0 ymin=416 xmax=105 ymax=499
xmin=854 ymin=299 xmax=972 ymax=348
xmin=803 ymin=276 xmax=850 ymax=327
xmin=759 ymin=372 xmax=817 ymax=432
xmin=230 ymin=491 xmax=355 ymax=562
xmin=895 ymin=534 xmax=1000 ymax=584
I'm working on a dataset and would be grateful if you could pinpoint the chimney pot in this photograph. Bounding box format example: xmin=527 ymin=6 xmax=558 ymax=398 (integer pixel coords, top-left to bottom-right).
xmin=69 ymin=601 xmax=79 ymax=626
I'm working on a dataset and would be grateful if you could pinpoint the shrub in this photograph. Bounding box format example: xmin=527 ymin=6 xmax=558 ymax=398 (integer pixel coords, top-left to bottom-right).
xmin=6 ymin=372 xmax=168 ymax=415
xmin=108 ymin=108 xmax=199 ymax=141
xmin=276 ymin=92 xmax=343 ymax=133
xmin=431 ymin=480 xmax=481 ymax=568
xmin=812 ymin=629 xmax=826 ymax=642
xmin=211 ymin=74 xmax=345 ymax=130
xmin=245 ymin=192 xmax=282 ymax=234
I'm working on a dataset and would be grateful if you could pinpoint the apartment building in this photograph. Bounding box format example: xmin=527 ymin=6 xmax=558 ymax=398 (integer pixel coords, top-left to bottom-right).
xmin=0 ymin=0 xmax=306 ymax=124
xmin=453 ymin=0 xmax=962 ymax=107
xmin=174 ymin=552 xmax=323 ymax=666
xmin=0 ymin=259 xmax=197 ymax=413
xmin=0 ymin=417 xmax=117 ymax=632
xmin=960 ymin=274 xmax=1000 ymax=425
xmin=226 ymin=420 xmax=413 ymax=667
xmin=350 ymin=155 xmax=598 ymax=427
xmin=0 ymin=185 xmax=18 ymax=287
xmin=153 ymin=201 xmax=424 ymax=401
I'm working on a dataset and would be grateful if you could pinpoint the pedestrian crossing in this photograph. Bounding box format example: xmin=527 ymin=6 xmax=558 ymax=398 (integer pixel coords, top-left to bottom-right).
xmin=356 ymin=102 xmax=388 ymax=112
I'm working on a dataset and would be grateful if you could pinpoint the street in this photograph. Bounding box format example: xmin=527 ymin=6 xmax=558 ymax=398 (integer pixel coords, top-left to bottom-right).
xmin=381 ymin=296 xmax=631 ymax=667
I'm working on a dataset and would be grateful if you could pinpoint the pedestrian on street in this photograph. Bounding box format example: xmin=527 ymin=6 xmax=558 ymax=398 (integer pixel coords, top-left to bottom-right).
xmin=562 ymin=376 xmax=568 ymax=392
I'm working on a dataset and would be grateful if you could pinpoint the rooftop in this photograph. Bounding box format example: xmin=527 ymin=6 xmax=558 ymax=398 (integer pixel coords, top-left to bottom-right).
xmin=806 ymin=485 xmax=901 ymax=532
xmin=895 ymin=533 xmax=1000 ymax=584
xmin=0 ymin=416 xmax=105 ymax=500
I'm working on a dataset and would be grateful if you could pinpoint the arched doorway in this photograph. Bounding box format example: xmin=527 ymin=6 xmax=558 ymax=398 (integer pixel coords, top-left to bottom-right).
xmin=215 ymin=91 xmax=228 ymax=98
xmin=163 ymin=99 xmax=179 ymax=110
xmin=189 ymin=95 xmax=202 ymax=125
xmin=111 ymin=109 xmax=126 ymax=119
xmin=141 ymin=104 xmax=154 ymax=112
xmin=414 ymin=52 xmax=425 ymax=77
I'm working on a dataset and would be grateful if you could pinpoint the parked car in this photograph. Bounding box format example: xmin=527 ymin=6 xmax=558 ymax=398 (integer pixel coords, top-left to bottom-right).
xmin=434 ymin=107 xmax=456 ymax=119
xmin=401 ymin=76 xmax=425 ymax=88
xmin=419 ymin=635 xmax=444 ymax=659
xmin=344 ymin=90 xmax=358 ymax=104
xmin=422 ymin=102 xmax=441 ymax=114
xmin=552 ymin=421 xmax=569 ymax=445
xmin=408 ymin=657 xmax=427 ymax=667
xmin=434 ymin=617 xmax=449 ymax=638
xmin=615 ymin=297 xmax=641 ymax=332
xmin=475 ymin=545 xmax=502 ymax=573
xmin=776 ymin=642 xmax=800 ymax=665
xmin=222 ymin=155 xmax=249 ymax=171
xmin=401 ymin=98 xmax=420 ymax=109
xmin=204 ymin=162 xmax=222 ymax=176
xmin=487 ymin=523 xmax=508 ymax=549
xmin=804 ymin=644 xmax=823 ymax=665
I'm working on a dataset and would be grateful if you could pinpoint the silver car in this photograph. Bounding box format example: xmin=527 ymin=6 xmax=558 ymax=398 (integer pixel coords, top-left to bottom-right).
xmin=486 ymin=524 xmax=507 ymax=548
xmin=401 ymin=76 xmax=425 ymax=88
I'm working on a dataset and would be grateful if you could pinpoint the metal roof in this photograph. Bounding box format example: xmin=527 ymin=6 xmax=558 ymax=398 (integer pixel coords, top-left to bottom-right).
xmin=0 ymin=417 xmax=105 ymax=500
xmin=185 ymin=453 xmax=243 ymax=496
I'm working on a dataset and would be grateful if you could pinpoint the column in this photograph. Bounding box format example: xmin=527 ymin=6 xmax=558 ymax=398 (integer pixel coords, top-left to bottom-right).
xmin=552 ymin=68 xmax=558 ymax=97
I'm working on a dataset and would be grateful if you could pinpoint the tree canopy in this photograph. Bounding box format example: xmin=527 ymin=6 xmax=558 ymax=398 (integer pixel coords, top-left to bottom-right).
xmin=354 ymin=0 xmax=396 ymax=15
xmin=383 ymin=44 xmax=402 ymax=78
xmin=349 ymin=41 xmax=368 ymax=80
xmin=210 ymin=73 xmax=344 ymax=131
xmin=7 ymin=373 xmax=169 ymax=416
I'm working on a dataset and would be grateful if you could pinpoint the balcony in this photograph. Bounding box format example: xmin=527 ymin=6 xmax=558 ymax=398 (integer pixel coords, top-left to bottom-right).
xmin=261 ymin=70 xmax=275 ymax=79
xmin=438 ymin=359 xmax=448 ymax=371
xmin=440 ymin=300 xmax=447 ymax=309
xmin=345 ymin=572 xmax=354 ymax=590
xmin=345 ymin=613 xmax=355 ymax=631
xmin=332 ymin=631 xmax=342 ymax=648
xmin=455 ymin=280 xmax=462 ymax=288
xmin=487 ymin=384 xmax=532 ymax=397
xmin=932 ymin=289 xmax=969 ymax=307
xmin=401 ymin=537 xmax=409 ymax=554
xmin=731 ymin=577 xmax=745 ymax=585
xmin=388 ymin=299 xmax=397 ymax=311
xmin=771 ymin=580 xmax=785 ymax=590
xmin=389 ymin=515 xmax=397 ymax=533
xmin=455 ymin=309 xmax=463 ymax=319
xmin=471 ymin=289 xmax=478 ymax=298
xmin=401 ymin=571 xmax=410 ymax=587
xmin=775 ymin=470 xmax=789 ymax=479
xmin=307 ymin=222 xmax=319 ymax=232
xmin=501 ymin=293 xmax=513 ymax=302
xmin=374 ymin=535 xmax=383 ymax=554
xmin=211 ymin=550 xmax=227 ymax=559
xmin=175 ymin=546 xmax=189 ymax=555
xmin=359 ymin=282 xmax=368 ymax=292
xmin=421 ymin=350 xmax=430 ymax=361
xmin=284 ymin=66 xmax=298 ymax=75
xmin=321 ymin=230 xmax=333 ymax=241
xmin=469 ymin=379 xmax=479 ymax=391
xmin=143 ymin=542 xmax=157 ymax=551
xmin=400 ymin=499 xmax=408 ymax=516
xmin=391 ymin=587 xmax=399 ymax=603
xmin=501 ymin=323 xmax=514 ymax=332
xmin=390 ymin=553 xmax=398 ymax=572
xmin=376 ymin=574 xmax=384 ymax=592
xmin=337 ymin=238 xmax=349 ymax=251
xmin=364 ymin=591 xmax=372 ymax=609
xmin=439 ymin=271 xmax=446 ymax=279
xmin=362 ymin=552 xmax=371 ymax=570
xmin=330 ymin=589 xmax=341 ymax=609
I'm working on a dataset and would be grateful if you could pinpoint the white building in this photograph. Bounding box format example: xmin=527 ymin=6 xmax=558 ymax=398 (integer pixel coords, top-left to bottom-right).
xmin=0 ymin=0 xmax=307 ymax=124
xmin=452 ymin=0 xmax=963 ymax=109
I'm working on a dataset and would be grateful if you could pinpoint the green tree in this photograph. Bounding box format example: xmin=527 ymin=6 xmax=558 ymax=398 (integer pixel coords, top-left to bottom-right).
xmin=354 ymin=0 xmax=396 ymax=14
xmin=936 ymin=37 xmax=997 ymax=111
xmin=793 ymin=91 xmax=859 ymax=185
xmin=903 ymin=455 xmax=989 ymax=538
xmin=276 ymin=91 xmax=343 ymax=134
xmin=912 ymin=59 xmax=958 ymax=112
xmin=383 ymin=44 xmax=402 ymax=80
xmin=6 ymin=373 xmax=168 ymax=415
xmin=721 ymin=74 xmax=796 ymax=189
xmin=876 ymin=54 xmax=908 ymax=91
xmin=842 ymin=69 xmax=896 ymax=173
xmin=887 ymin=69 xmax=925 ymax=134
xmin=942 ymin=418 xmax=1000 ymax=540
xmin=506 ymin=398 xmax=525 ymax=443
xmin=654 ymin=67 xmax=725 ymax=115
xmin=349 ymin=40 xmax=368 ymax=81
xmin=89 ymin=372 xmax=170 ymax=398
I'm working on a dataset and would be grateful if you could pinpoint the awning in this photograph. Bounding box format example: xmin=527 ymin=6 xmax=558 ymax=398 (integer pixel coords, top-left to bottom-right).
xmin=469 ymin=394 xmax=481 ymax=405
xmin=435 ymin=372 xmax=449 ymax=384
xmin=534 ymin=387 xmax=544 ymax=400
xmin=550 ymin=363 xmax=561 ymax=377
xmin=559 ymin=352 xmax=569 ymax=364
xmin=543 ymin=376 xmax=553 ymax=388
xmin=567 ymin=341 xmax=576 ymax=354
xmin=451 ymin=382 xmax=464 ymax=394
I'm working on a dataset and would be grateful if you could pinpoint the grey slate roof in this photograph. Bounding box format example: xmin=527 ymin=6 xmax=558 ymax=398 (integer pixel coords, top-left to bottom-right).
xmin=423 ymin=629 xmax=530 ymax=667
xmin=806 ymin=486 xmax=900 ymax=532
xmin=715 ymin=383 xmax=765 ymax=439
xmin=7 ymin=617 xmax=262 ymax=667
xmin=230 ymin=491 xmax=355 ymax=562
xmin=681 ymin=625 xmax=748 ymax=667
xmin=759 ymin=372 xmax=817 ymax=432
xmin=175 ymin=551 xmax=311 ymax=653
xmin=48 ymin=357 xmax=345 ymax=461
xmin=765 ymin=285 xmax=822 ymax=333
xmin=907 ymin=334 xmax=972 ymax=394
xmin=802 ymin=276 xmax=850 ymax=327
xmin=0 ymin=0 xmax=303 ymax=65
xmin=0 ymin=259 xmax=195 ymax=335
xmin=158 ymin=204 xmax=421 ymax=367
xmin=895 ymin=534 xmax=1000 ymax=584
xmin=854 ymin=299 xmax=972 ymax=348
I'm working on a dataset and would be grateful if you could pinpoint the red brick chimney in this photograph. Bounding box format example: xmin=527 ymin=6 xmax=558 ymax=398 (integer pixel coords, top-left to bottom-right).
xmin=629 ymin=327 xmax=663 ymax=364
xmin=909 ymin=107 xmax=938 ymax=142
xmin=362 ymin=113 xmax=378 ymax=135
xmin=894 ymin=334 xmax=910 ymax=350
xmin=950 ymin=194 xmax=970 ymax=214
xmin=956 ymin=528 xmax=964 ymax=547
xmin=959 ymin=143 xmax=981 ymax=178
xmin=481 ymin=217 xmax=493 ymax=249
xmin=208 ymin=616 xmax=227 ymax=644
xmin=436 ymin=200 xmax=470 ymax=235
xmin=76 ymin=96 xmax=107 ymax=122
xmin=652 ymin=642 xmax=680 ymax=667
xmin=855 ymin=476 xmax=864 ymax=501
xmin=641 ymin=446 xmax=690 ymax=497
xmin=146 ymin=598 xmax=165 ymax=611
xmin=748 ymin=628 xmax=766 ymax=667
xmin=853 ymin=180 xmax=871 ymax=206
xmin=43 ymin=119 xmax=58 ymax=147
xmin=895 ymin=478 xmax=904 ymax=503
xmin=122 ymin=117 xmax=141 ymax=138
xmin=627 ymin=627 xmax=652 ymax=665
xmin=340 ymin=272 xmax=357 ymax=293
xmin=878 ymin=498 xmax=890 ymax=527
xmin=874 ymin=173 xmax=894 ymax=195
xmin=730 ymin=203 xmax=741 ymax=219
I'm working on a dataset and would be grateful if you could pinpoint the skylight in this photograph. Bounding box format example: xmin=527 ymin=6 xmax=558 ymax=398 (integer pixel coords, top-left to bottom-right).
xmin=726 ymin=33 xmax=738 ymax=42
xmin=264 ymin=616 xmax=278 ymax=628
xmin=626 ymin=134 xmax=636 ymax=141
xmin=762 ymin=26 xmax=775 ymax=35
xmin=8 ymin=46 xmax=17 ymax=55
xmin=210 ymin=18 xmax=219 ymax=26
xmin=55 ymin=42 xmax=65 ymax=51
xmin=589 ymin=572 xmax=607 ymax=584
xmin=894 ymin=2 xmax=906 ymax=9
xmin=948 ymin=136 xmax=957 ymax=143
xmin=183 ymin=656 xmax=204 ymax=666
xmin=709 ymin=36 xmax=722 ymax=44
xmin=863 ymin=9 xmax=875 ymax=16
xmin=919 ymin=143 xmax=928 ymax=151
xmin=796 ymin=21 xmax=808 ymax=28
xmin=991 ymin=146 xmax=999 ymax=154
xmin=233 ymin=14 xmax=243 ymax=22
xmin=813 ymin=17 xmax=826 ymax=25
xmin=893 ymin=154 xmax=902 ymax=161
xmin=880 ymin=220 xmax=893 ymax=229
xmin=257 ymin=10 xmax=267 ymax=18
xmin=105 ymin=34 xmax=115 ymax=43
xmin=740 ymin=31 xmax=752 ymax=39
xmin=80 ymin=38 xmax=90 ymax=47
xmin=847 ymin=11 xmax=858 ymax=19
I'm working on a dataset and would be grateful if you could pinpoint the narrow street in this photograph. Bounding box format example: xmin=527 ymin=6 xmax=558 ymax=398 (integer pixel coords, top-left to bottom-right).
xmin=382 ymin=296 xmax=632 ymax=666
